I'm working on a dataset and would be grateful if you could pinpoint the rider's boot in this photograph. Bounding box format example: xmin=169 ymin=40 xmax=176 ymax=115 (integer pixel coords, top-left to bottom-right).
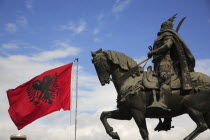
xmin=155 ymin=118 xmax=174 ymax=131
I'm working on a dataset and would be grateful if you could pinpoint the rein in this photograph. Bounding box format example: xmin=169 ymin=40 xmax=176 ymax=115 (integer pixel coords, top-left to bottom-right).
xmin=115 ymin=58 xmax=150 ymax=85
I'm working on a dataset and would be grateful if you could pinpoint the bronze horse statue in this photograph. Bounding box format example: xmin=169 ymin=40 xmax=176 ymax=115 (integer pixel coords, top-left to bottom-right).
xmin=91 ymin=49 xmax=210 ymax=140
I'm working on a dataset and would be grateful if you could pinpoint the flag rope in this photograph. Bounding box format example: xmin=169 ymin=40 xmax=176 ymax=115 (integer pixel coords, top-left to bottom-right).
xmin=74 ymin=58 xmax=79 ymax=140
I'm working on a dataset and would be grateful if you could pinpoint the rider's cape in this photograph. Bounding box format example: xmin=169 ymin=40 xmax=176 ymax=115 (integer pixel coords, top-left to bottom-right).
xmin=157 ymin=29 xmax=195 ymax=89
xmin=157 ymin=29 xmax=195 ymax=72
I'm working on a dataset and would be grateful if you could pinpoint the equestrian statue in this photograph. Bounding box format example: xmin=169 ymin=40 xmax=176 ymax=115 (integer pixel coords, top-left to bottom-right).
xmin=91 ymin=15 xmax=210 ymax=140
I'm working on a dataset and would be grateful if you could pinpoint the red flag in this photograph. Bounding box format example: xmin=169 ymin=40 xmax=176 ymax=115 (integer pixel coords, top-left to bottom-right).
xmin=7 ymin=63 xmax=73 ymax=130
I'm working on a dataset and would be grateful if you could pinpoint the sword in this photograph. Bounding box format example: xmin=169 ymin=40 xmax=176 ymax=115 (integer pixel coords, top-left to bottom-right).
xmin=176 ymin=17 xmax=186 ymax=32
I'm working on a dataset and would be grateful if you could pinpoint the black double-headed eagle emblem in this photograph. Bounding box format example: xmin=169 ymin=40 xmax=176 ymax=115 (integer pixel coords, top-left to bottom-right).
xmin=26 ymin=73 xmax=59 ymax=105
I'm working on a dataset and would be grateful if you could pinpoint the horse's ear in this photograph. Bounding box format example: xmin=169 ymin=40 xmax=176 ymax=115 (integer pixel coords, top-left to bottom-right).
xmin=91 ymin=48 xmax=103 ymax=57
xmin=91 ymin=51 xmax=96 ymax=57
xmin=95 ymin=48 xmax=102 ymax=53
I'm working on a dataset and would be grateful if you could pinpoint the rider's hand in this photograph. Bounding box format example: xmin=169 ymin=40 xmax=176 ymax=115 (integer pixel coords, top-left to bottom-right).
xmin=147 ymin=51 xmax=153 ymax=58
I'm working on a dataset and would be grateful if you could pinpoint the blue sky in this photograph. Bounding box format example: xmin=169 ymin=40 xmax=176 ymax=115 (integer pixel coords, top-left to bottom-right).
xmin=1 ymin=0 xmax=209 ymax=70
xmin=0 ymin=0 xmax=210 ymax=140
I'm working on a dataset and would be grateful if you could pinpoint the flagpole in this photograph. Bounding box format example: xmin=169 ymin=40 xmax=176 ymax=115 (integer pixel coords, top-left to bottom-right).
xmin=74 ymin=58 xmax=79 ymax=140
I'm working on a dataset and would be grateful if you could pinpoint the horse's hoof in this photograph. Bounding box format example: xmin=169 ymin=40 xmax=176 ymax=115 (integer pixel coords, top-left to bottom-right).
xmin=110 ymin=132 xmax=120 ymax=140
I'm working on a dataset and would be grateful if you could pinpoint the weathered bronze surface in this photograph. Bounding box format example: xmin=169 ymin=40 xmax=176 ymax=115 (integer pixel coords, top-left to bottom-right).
xmin=91 ymin=16 xmax=210 ymax=140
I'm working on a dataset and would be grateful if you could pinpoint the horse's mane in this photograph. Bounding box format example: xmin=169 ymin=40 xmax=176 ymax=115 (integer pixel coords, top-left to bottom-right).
xmin=103 ymin=50 xmax=137 ymax=71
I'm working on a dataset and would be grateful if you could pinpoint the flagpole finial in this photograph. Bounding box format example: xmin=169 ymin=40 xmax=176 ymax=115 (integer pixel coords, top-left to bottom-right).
xmin=74 ymin=58 xmax=79 ymax=62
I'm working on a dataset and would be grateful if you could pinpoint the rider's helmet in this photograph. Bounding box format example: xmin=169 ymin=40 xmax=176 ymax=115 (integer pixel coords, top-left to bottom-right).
xmin=160 ymin=14 xmax=177 ymax=31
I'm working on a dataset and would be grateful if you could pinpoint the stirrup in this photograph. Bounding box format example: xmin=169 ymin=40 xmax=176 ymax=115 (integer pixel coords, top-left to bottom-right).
xmin=147 ymin=102 xmax=171 ymax=112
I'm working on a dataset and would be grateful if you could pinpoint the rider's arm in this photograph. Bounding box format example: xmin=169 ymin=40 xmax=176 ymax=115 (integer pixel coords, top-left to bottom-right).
xmin=148 ymin=36 xmax=173 ymax=58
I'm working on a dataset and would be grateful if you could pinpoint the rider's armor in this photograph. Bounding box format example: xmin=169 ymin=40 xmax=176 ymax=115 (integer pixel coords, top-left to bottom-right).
xmin=152 ymin=34 xmax=175 ymax=110
xmin=153 ymin=35 xmax=175 ymax=75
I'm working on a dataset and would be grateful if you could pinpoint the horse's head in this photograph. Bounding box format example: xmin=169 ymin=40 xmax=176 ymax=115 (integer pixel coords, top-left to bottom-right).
xmin=91 ymin=49 xmax=111 ymax=86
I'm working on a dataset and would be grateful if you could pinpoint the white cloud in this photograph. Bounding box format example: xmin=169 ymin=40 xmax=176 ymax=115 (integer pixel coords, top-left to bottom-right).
xmin=208 ymin=19 xmax=210 ymax=23
xmin=53 ymin=40 xmax=76 ymax=48
xmin=93 ymin=13 xmax=105 ymax=35
xmin=93 ymin=38 xmax=101 ymax=43
xmin=5 ymin=23 xmax=18 ymax=33
xmin=25 ymin=0 xmax=33 ymax=10
xmin=6 ymin=47 xmax=79 ymax=63
xmin=1 ymin=43 xmax=19 ymax=49
xmin=0 ymin=40 xmax=79 ymax=60
xmin=112 ymin=0 xmax=132 ymax=14
xmin=17 ymin=16 xmax=28 ymax=26
xmin=96 ymin=13 xmax=104 ymax=24
xmin=97 ymin=13 xmax=104 ymax=21
xmin=4 ymin=16 xmax=28 ymax=33
xmin=60 ymin=20 xmax=87 ymax=34
xmin=195 ymin=59 xmax=210 ymax=75
xmin=33 ymin=47 xmax=80 ymax=61
xmin=0 ymin=47 xmax=80 ymax=88
xmin=1 ymin=40 xmax=42 ymax=52
xmin=93 ymin=28 xmax=100 ymax=35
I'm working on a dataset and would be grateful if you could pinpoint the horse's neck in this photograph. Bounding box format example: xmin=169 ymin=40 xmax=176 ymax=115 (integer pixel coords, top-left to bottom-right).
xmin=111 ymin=67 xmax=127 ymax=91
xmin=111 ymin=67 xmax=126 ymax=81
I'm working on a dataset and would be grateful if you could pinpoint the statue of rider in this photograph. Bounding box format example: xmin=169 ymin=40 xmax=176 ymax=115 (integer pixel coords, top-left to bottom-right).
xmin=147 ymin=14 xmax=195 ymax=111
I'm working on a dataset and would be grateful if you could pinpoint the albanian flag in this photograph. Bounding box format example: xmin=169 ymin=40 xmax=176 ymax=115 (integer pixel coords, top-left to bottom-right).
xmin=7 ymin=63 xmax=73 ymax=130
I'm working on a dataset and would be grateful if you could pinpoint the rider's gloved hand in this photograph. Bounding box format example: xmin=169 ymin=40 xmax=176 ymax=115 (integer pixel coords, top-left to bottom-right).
xmin=147 ymin=51 xmax=153 ymax=58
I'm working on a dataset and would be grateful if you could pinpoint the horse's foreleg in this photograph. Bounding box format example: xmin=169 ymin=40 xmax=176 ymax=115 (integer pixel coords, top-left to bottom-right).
xmin=100 ymin=110 xmax=132 ymax=140
xmin=183 ymin=108 xmax=208 ymax=140
xmin=131 ymin=109 xmax=149 ymax=140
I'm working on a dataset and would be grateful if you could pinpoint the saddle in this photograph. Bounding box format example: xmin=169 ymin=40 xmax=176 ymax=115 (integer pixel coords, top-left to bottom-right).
xmin=120 ymin=66 xmax=210 ymax=100
xmin=143 ymin=66 xmax=210 ymax=90
xmin=143 ymin=66 xmax=181 ymax=89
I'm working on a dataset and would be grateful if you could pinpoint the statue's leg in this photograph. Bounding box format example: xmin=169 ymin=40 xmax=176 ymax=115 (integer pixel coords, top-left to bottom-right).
xmin=183 ymin=108 xmax=208 ymax=140
xmin=100 ymin=110 xmax=132 ymax=140
xmin=159 ymin=84 xmax=171 ymax=110
xmin=131 ymin=108 xmax=149 ymax=140
xmin=158 ymin=63 xmax=172 ymax=110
